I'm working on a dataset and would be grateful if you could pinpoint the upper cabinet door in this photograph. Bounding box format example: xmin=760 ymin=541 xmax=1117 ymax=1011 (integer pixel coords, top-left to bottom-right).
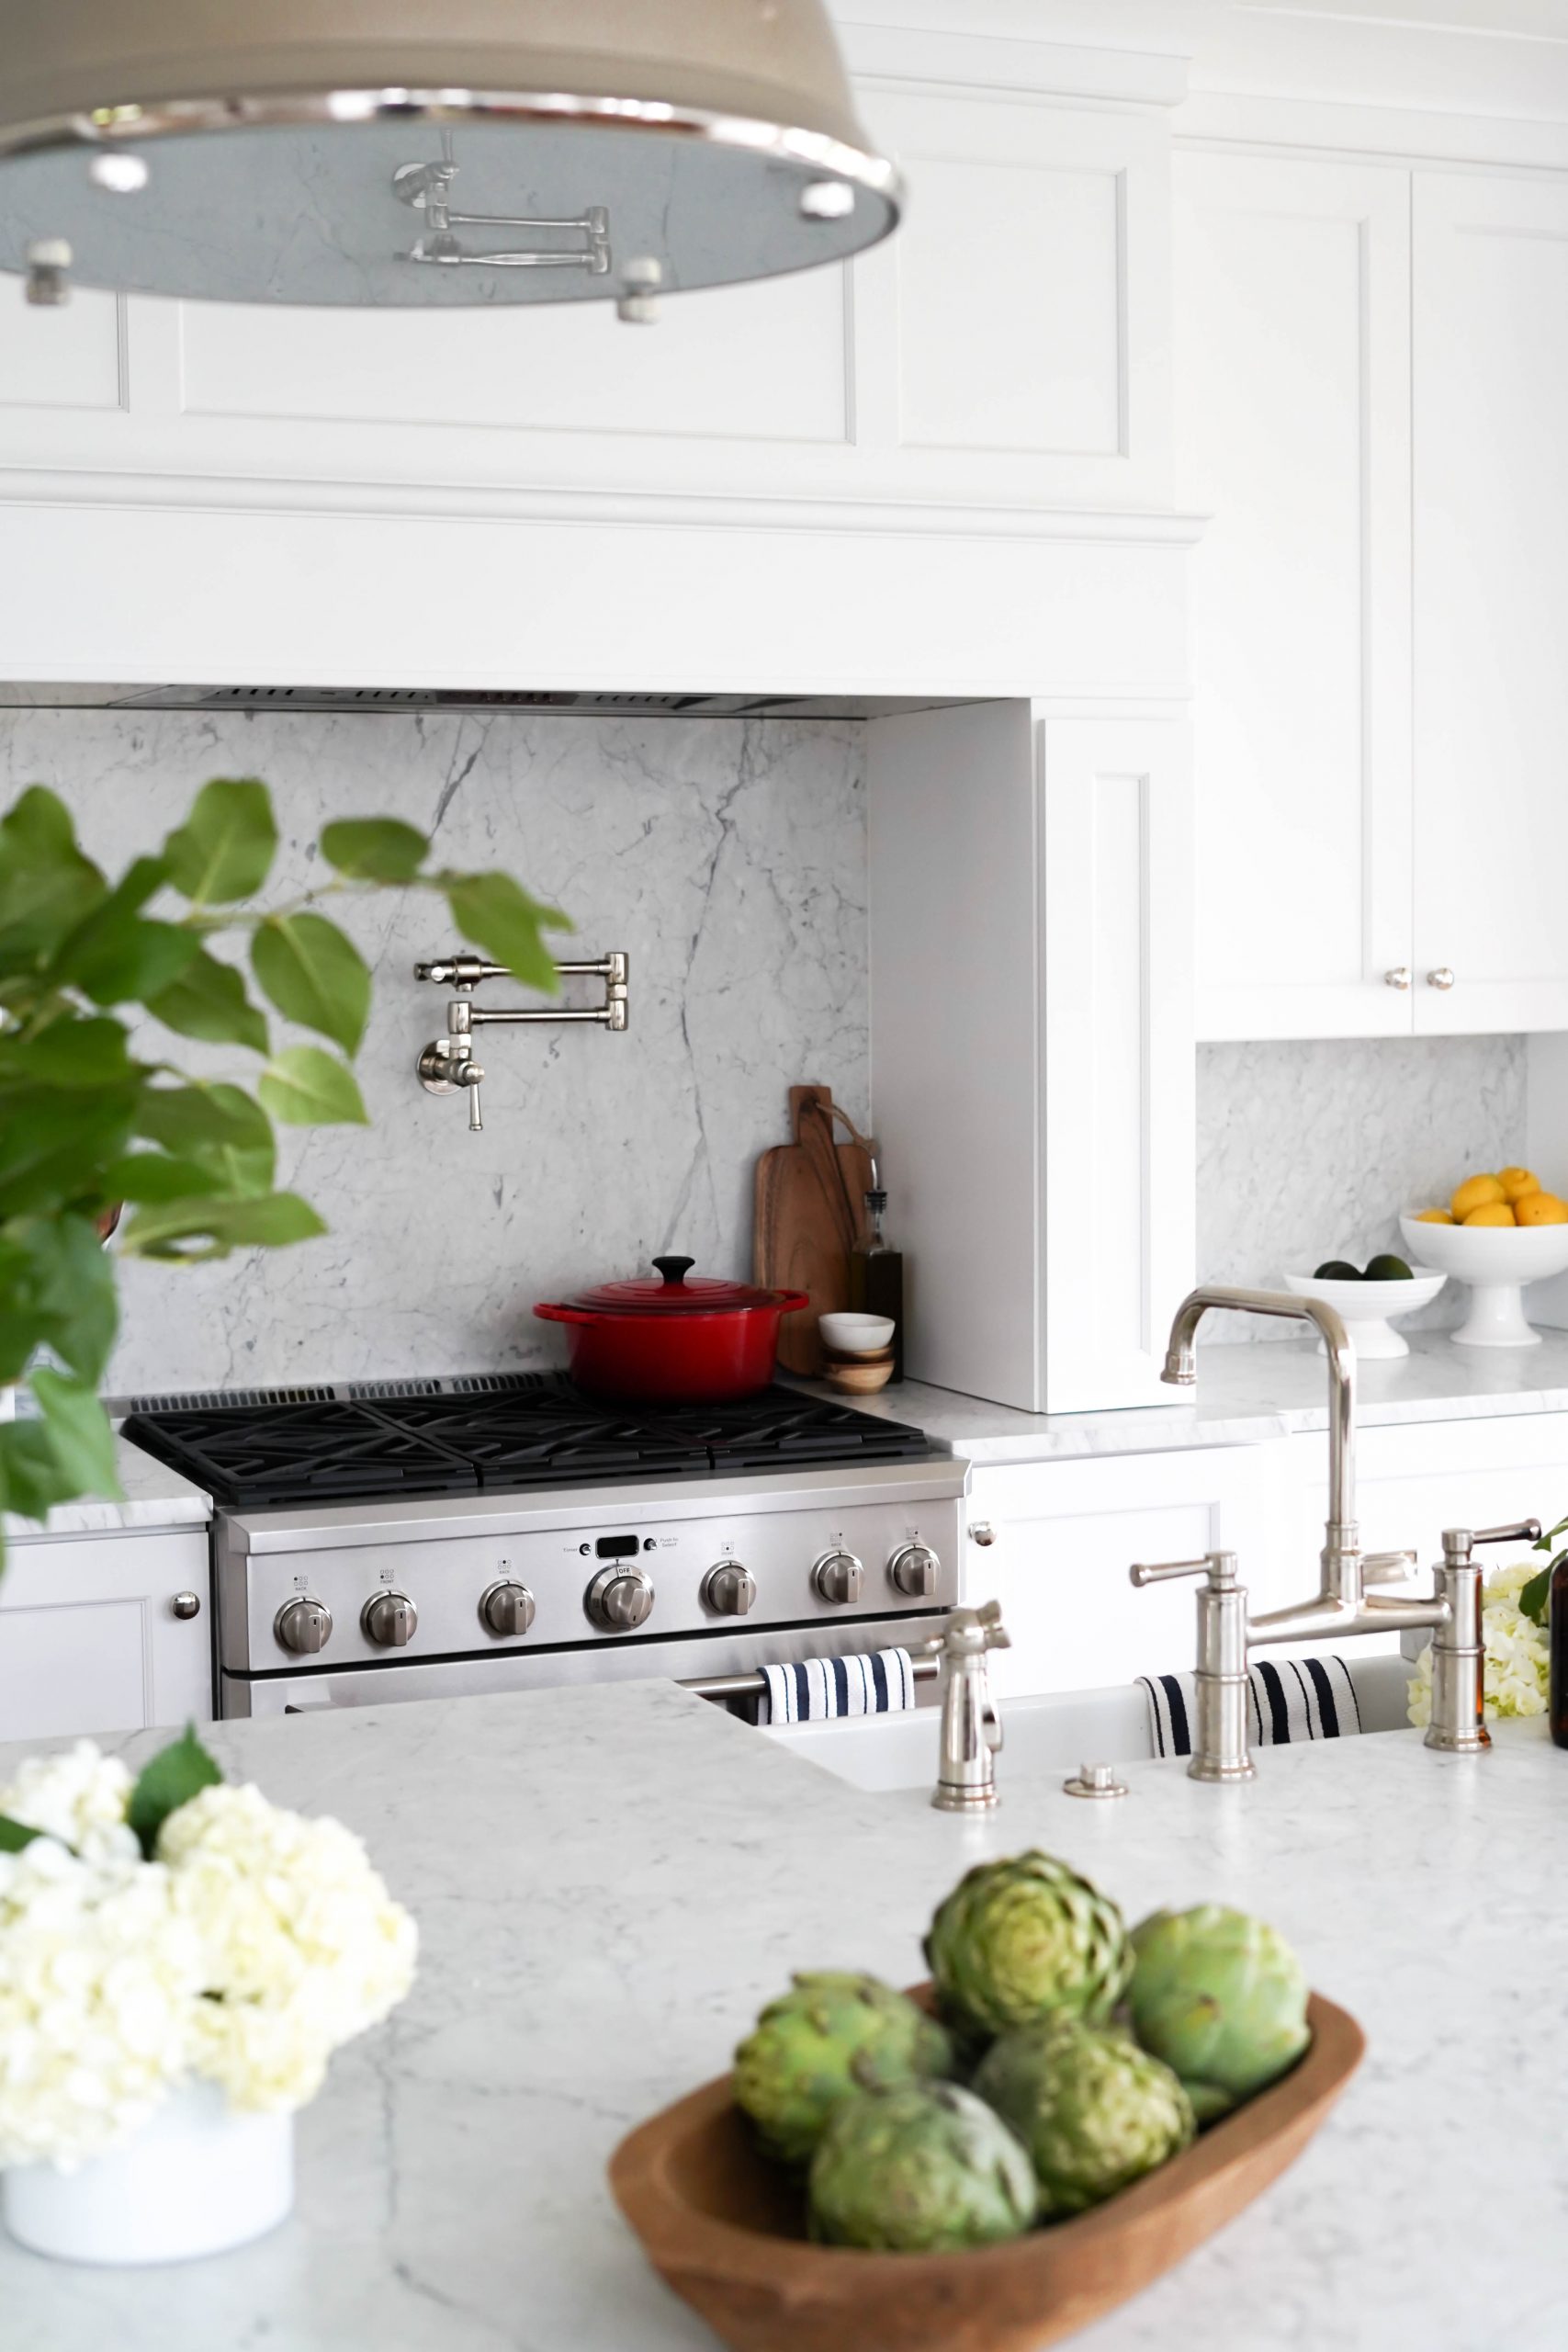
xmin=1178 ymin=154 xmax=1414 ymax=1042
xmin=1413 ymin=173 xmax=1568 ymax=1035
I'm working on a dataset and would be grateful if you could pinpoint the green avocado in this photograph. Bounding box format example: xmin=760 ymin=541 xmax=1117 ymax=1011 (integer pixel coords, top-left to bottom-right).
xmin=1312 ymin=1260 xmax=1361 ymax=1282
xmin=1363 ymin=1253 xmax=1414 ymax=1282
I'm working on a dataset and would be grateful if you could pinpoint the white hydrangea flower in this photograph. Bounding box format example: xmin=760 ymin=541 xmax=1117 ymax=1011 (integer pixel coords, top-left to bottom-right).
xmin=1407 ymin=1555 xmax=1550 ymax=1727
xmin=0 ymin=1838 xmax=204 ymax=2169
xmin=158 ymin=1783 xmax=418 ymax=2113
xmin=0 ymin=1741 xmax=138 ymax=1865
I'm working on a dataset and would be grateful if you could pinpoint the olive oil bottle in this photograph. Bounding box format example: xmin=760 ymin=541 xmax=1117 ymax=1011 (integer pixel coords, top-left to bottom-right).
xmin=848 ymin=1187 xmax=904 ymax=1382
xmin=1551 ymin=1549 xmax=1568 ymax=1747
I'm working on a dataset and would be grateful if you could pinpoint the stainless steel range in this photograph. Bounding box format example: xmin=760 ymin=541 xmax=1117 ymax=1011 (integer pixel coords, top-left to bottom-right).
xmin=119 ymin=1376 xmax=964 ymax=1719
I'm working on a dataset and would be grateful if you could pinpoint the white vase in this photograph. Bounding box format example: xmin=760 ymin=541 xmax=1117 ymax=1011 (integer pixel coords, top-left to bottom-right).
xmin=1 ymin=2081 xmax=293 ymax=2265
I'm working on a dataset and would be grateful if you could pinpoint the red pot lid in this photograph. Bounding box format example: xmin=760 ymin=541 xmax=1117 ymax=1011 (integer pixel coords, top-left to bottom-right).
xmin=557 ymin=1256 xmax=792 ymax=1317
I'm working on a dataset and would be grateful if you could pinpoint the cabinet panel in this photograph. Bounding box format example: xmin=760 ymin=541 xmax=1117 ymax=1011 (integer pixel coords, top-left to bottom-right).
xmin=1414 ymin=173 xmax=1568 ymax=1034
xmin=178 ymin=266 xmax=852 ymax=446
xmin=1178 ymin=153 xmax=1413 ymax=1041
xmin=0 ymin=288 xmax=122 ymax=411
xmin=0 ymin=1530 xmax=212 ymax=1740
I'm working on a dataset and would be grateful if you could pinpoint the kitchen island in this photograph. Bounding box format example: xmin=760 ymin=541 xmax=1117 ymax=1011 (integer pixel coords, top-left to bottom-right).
xmin=2 ymin=1681 xmax=1561 ymax=2352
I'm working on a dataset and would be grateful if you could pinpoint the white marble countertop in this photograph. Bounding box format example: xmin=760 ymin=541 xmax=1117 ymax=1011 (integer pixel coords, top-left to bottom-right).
xmin=3 ymin=1681 xmax=1563 ymax=2351
xmin=1 ymin=1433 xmax=210 ymax=1543
xmin=796 ymin=1327 xmax=1568 ymax=1463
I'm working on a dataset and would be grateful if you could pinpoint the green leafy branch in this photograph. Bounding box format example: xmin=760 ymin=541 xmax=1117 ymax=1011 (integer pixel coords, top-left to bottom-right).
xmin=0 ymin=779 xmax=571 ymax=1564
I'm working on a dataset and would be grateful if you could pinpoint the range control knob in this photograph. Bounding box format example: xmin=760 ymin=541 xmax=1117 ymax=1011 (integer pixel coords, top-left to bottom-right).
xmin=479 ymin=1580 xmax=536 ymax=1637
xmin=275 ymin=1596 xmax=333 ymax=1656
xmin=702 ymin=1563 xmax=757 ymax=1617
xmin=813 ymin=1548 xmax=864 ymax=1607
xmin=587 ymin=1566 xmax=655 ymax=1632
xmin=361 ymin=1590 xmax=418 ymax=1649
xmin=888 ymin=1541 xmax=940 ymax=1599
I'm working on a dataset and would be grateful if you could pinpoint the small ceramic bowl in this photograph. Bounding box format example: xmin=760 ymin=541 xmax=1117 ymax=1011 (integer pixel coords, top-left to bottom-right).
xmin=817 ymin=1312 xmax=895 ymax=1357
xmin=821 ymin=1354 xmax=895 ymax=1395
xmin=1397 ymin=1213 xmax=1568 ymax=1347
xmin=1282 ymin=1267 xmax=1447 ymax=1360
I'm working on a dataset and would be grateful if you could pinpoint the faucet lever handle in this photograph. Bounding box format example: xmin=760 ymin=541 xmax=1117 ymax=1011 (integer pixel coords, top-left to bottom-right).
xmin=1476 ymin=1520 xmax=1542 ymax=1547
xmin=1362 ymin=1548 xmax=1417 ymax=1586
xmin=1130 ymin=1551 xmax=1237 ymax=1590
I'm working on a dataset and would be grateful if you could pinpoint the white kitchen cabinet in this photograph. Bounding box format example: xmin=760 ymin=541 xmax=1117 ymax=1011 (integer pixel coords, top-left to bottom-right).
xmin=868 ymin=705 xmax=1193 ymax=1415
xmin=1178 ymin=153 xmax=1413 ymax=1044
xmin=1277 ymin=1414 xmax=1568 ymax=1585
xmin=960 ymin=1446 xmax=1278 ymax=1700
xmin=1412 ymin=172 xmax=1568 ymax=1035
xmin=0 ymin=1529 xmax=212 ymax=1743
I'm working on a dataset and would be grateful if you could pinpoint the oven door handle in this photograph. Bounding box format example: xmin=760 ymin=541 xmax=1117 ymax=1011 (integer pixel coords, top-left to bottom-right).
xmin=678 ymin=1657 xmax=941 ymax=1702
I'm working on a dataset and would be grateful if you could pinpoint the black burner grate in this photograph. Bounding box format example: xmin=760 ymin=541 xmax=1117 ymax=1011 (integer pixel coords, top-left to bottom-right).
xmin=121 ymin=1379 xmax=932 ymax=1510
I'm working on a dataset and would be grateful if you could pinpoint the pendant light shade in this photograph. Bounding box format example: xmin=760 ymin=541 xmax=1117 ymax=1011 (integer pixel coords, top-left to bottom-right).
xmin=0 ymin=0 xmax=900 ymax=309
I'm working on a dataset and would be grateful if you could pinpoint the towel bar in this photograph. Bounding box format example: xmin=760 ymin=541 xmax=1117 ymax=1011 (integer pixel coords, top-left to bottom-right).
xmin=679 ymin=1657 xmax=940 ymax=1703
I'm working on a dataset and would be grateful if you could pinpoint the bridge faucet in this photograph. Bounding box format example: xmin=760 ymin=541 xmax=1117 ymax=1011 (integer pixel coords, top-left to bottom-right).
xmin=918 ymin=1601 xmax=1010 ymax=1813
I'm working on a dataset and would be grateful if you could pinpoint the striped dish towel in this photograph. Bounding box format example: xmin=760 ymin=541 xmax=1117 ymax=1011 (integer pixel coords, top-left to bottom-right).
xmin=759 ymin=1649 xmax=917 ymax=1727
xmin=1139 ymin=1656 xmax=1361 ymax=1759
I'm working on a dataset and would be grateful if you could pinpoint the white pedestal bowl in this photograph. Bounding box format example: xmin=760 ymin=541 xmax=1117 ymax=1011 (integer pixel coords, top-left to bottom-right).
xmin=1283 ymin=1267 xmax=1447 ymax=1360
xmin=1397 ymin=1214 xmax=1568 ymax=1348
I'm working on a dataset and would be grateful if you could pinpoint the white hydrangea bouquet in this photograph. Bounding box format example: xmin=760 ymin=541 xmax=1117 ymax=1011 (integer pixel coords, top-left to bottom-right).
xmin=0 ymin=1727 xmax=415 ymax=2264
xmin=1406 ymin=1517 xmax=1564 ymax=1727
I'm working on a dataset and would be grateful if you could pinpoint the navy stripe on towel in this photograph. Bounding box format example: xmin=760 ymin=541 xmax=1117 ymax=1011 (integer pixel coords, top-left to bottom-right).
xmin=1159 ymin=1673 xmax=1190 ymax=1758
xmin=1256 ymin=1658 xmax=1292 ymax=1747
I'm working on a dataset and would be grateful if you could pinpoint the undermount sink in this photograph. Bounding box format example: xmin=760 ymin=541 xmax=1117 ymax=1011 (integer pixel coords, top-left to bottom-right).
xmin=761 ymin=1652 xmax=1416 ymax=1795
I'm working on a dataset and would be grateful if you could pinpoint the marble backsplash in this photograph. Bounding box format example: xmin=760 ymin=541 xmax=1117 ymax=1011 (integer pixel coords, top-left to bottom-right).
xmin=0 ymin=708 xmax=868 ymax=1394
xmin=1196 ymin=1035 xmax=1528 ymax=1340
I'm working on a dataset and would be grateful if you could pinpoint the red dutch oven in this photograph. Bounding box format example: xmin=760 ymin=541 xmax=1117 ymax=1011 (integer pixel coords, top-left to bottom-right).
xmin=534 ymin=1256 xmax=809 ymax=1406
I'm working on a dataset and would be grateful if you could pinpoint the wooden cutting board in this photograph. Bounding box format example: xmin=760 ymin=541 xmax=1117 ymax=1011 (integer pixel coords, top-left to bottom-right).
xmin=754 ymin=1085 xmax=873 ymax=1376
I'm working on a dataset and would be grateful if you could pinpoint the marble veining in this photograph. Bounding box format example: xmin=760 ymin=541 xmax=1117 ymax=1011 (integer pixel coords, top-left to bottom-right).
xmin=0 ymin=1681 xmax=1563 ymax=2350
xmin=0 ymin=710 xmax=868 ymax=1395
xmin=1197 ymin=1035 xmax=1527 ymax=1341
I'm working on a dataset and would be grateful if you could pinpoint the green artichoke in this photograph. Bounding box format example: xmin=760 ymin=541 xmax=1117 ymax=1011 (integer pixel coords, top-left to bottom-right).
xmin=807 ymin=2082 xmax=1039 ymax=2253
xmin=733 ymin=1973 xmax=954 ymax=2166
xmin=924 ymin=1850 xmax=1132 ymax=2048
xmin=1127 ymin=1905 xmax=1310 ymax=2123
xmin=973 ymin=2014 xmax=1194 ymax=2216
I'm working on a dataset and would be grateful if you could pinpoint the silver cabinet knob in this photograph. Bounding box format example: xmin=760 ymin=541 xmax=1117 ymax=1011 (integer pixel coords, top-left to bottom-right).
xmin=479 ymin=1580 xmax=536 ymax=1637
xmin=170 ymin=1590 xmax=202 ymax=1621
xmin=1384 ymin=967 xmax=1411 ymax=990
xmin=702 ymin=1563 xmax=756 ymax=1617
xmin=969 ymin=1521 xmax=997 ymax=1547
xmin=1427 ymin=967 xmax=1455 ymax=990
xmin=813 ymin=1548 xmax=864 ymax=1606
xmin=888 ymin=1541 xmax=939 ymax=1599
xmin=586 ymin=1566 xmax=655 ymax=1631
xmin=361 ymin=1590 xmax=418 ymax=1648
xmin=275 ymin=1596 xmax=333 ymax=1656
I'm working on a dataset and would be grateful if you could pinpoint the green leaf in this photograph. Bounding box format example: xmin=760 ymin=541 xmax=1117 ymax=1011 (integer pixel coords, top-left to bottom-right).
xmin=101 ymin=1152 xmax=225 ymax=1204
xmin=257 ymin=1046 xmax=368 ymax=1127
xmin=321 ymin=817 xmax=427 ymax=885
xmin=0 ymin=1213 xmax=118 ymax=1385
xmin=49 ymin=856 xmax=199 ymax=1007
xmin=147 ymin=945 xmax=270 ymax=1056
xmin=0 ymin=1417 xmax=85 ymax=1521
xmin=440 ymin=871 xmax=570 ymax=995
xmin=119 ymin=1190 xmax=328 ymax=1261
xmin=0 ymin=1015 xmax=136 ymax=1090
xmin=0 ymin=787 xmax=107 ymax=967
xmin=135 ymin=1084 xmax=276 ymax=1198
xmin=1533 ymin=1514 xmax=1568 ymax=1555
xmin=29 ymin=1368 xmax=122 ymax=1503
xmin=252 ymin=912 xmax=370 ymax=1057
xmin=0 ymin=1085 xmax=139 ymax=1219
xmin=127 ymin=1726 xmax=223 ymax=1860
xmin=1520 ymin=1565 xmax=1551 ymax=1626
xmin=0 ymin=1816 xmax=43 ymax=1853
xmin=163 ymin=779 xmax=277 ymax=907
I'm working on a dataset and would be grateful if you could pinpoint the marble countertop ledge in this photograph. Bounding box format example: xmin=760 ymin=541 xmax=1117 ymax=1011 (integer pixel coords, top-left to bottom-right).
xmin=2 ymin=1682 xmax=1564 ymax=2352
xmin=795 ymin=1328 xmax=1568 ymax=1462
xmin=1 ymin=1433 xmax=211 ymax=1542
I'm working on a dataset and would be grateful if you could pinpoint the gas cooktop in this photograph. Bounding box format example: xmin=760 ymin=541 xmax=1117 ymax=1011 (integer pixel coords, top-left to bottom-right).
xmin=121 ymin=1377 xmax=935 ymax=1510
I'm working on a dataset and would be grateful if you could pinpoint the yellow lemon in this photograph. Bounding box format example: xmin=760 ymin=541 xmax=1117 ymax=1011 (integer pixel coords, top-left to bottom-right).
xmin=1451 ymin=1173 xmax=1506 ymax=1221
xmin=1497 ymin=1166 xmax=1541 ymax=1204
xmin=1463 ymin=1202 xmax=1516 ymax=1227
xmin=1517 ymin=1192 xmax=1568 ymax=1227
xmin=1414 ymin=1207 xmax=1454 ymax=1225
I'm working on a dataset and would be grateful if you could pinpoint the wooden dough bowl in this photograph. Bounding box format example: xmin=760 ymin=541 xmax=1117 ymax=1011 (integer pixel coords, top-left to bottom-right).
xmin=609 ymin=1989 xmax=1364 ymax=2352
